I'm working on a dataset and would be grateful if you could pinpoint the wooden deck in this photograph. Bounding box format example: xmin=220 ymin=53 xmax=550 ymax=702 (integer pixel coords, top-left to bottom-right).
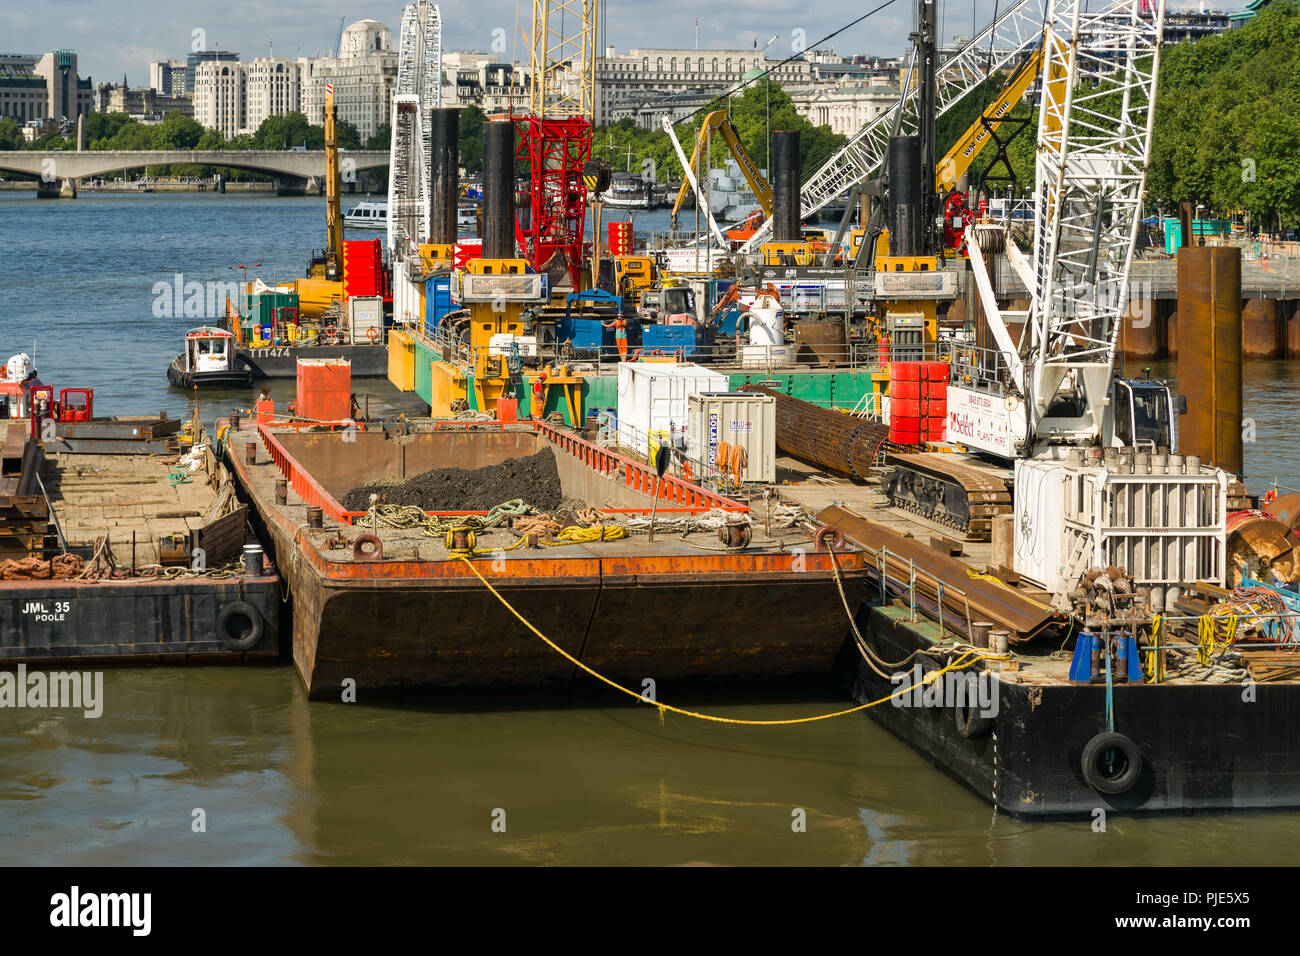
xmin=42 ymin=452 xmax=224 ymax=565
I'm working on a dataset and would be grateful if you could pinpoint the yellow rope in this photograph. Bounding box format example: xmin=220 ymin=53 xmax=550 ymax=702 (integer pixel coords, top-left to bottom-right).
xmin=965 ymin=567 xmax=1054 ymax=612
xmin=454 ymin=554 xmax=1005 ymax=725
xmin=1143 ymin=615 xmax=1163 ymax=684
xmin=543 ymin=525 xmax=628 ymax=546
xmin=1197 ymin=613 xmax=1238 ymax=665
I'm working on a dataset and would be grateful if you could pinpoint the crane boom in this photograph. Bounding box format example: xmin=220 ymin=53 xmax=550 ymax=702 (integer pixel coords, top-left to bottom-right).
xmin=323 ymin=84 xmax=342 ymax=281
xmin=935 ymin=46 xmax=1046 ymax=194
xmin=741 ymin=0 xmax=1050 ymax=252
xmin=669 ymin=110 xmax=773 ymax=231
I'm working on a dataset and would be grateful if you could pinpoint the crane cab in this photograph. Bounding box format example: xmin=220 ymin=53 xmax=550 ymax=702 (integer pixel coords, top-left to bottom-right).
xmin=1106 ymin=378 xmax=1183 ymax=453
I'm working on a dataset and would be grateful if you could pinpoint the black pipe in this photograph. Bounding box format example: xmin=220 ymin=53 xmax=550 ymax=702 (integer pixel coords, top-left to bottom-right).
xmin=482 ymin=119 xmax=515 ymax=259
xmin=887 ymin=134 xmax=923 ymax=258
xmin=771 ymin=130 xmax=801 ymax=242
xmin=429 ymin=108 xmax=459 ymax=245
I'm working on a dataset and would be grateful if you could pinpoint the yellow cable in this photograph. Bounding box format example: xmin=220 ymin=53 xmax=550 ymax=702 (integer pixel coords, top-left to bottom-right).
xmin=965 ymin=567 xmax=1054 ymax=612
xmin=454 ymin=554 xmax=1006 ymax=725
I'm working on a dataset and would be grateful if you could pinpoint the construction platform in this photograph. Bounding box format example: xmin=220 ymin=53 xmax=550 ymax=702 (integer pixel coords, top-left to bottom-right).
xmin=225 ymin=419 xmax=872 ymax=698
xmin=774 ymin=456 xmax=1300 ymax=816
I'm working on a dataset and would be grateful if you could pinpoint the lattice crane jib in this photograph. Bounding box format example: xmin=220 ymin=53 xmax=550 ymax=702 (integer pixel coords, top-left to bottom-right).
xmin=741 ymin=0 xmax=1050 ymax=252
xmin=388 ymin=2 xmax=442 ymax=258
xmin=518 ymin=0 xmax=597 ymax=288
xmin=1026 ymin=0 xmax=1165 ymax=428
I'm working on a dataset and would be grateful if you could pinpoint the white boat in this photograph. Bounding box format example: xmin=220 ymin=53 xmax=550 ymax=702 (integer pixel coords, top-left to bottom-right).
xmin=344 ymin=199 xmax=388 ymax=229
xmin=599 ymin=174 xmax=652 ymax=210
xmin=458 ymin=201 xmax=477 ymax=233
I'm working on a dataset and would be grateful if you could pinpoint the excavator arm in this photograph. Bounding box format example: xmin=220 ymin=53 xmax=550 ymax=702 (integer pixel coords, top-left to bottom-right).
xmin=670 ymin=110 xmax=773 ymax=230
xmin=323 ymin=85 xmax=343 ymax=281
xmin=935 ymin=46 xmax=1044 ymax=195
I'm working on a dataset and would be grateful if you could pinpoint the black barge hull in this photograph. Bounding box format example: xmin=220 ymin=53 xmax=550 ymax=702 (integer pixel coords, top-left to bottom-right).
xmin=0 ymin=574 xmax=280 ymax=664
xmin=834 ymin=606 xmax=1300 ymax=817
xmin=236 ymin=344 xmax=388 ymax=378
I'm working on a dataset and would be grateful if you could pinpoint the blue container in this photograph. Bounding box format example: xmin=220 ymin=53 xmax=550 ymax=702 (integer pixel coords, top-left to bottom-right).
xmin=641 ymin=324 xmax=715 ymax=356
xmin=424 ymin=274 xmax=456 ymax=335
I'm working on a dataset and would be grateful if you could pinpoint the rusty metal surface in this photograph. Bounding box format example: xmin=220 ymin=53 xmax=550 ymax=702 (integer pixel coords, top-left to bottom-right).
xmin=1265 ymin=493 xmax=1300 ymax=533
xmin=818 ymin=503 xmax=1061 ymax=643
xmin=226 ymin=421 xmax=873 ymax=695
xmin=741 ymin=385 xmax=889 ymax=479
xmin=1176 ymin=247 xmax=1243 ymax=475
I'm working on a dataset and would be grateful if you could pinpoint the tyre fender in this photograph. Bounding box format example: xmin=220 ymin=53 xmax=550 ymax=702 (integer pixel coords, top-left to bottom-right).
xmin=217 ymin=601 xmax=264 ymax=652
xmin=1080 ymin=730 xmax=1143 ymax=794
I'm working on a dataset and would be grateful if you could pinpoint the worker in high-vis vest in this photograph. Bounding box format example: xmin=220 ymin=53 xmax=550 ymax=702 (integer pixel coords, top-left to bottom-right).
xmin=602 ymin=316 xmax=630 ymax=361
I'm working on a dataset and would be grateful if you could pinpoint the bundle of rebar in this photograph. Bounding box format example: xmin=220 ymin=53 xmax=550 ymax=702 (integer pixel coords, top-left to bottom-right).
xmin=741 ymin=386 xmax=889 ymax=479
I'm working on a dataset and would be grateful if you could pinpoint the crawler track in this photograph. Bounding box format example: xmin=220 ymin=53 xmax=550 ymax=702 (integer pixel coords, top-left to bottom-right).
xmin=880 ymin=452 xmax=1012 ymax=541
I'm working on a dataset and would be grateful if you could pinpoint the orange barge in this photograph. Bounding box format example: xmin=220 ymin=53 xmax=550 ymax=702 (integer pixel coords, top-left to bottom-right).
xmin=225 ymin=418 xmax=869 ymax=698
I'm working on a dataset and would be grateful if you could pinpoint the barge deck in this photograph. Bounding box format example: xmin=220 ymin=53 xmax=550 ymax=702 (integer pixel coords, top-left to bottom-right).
xmin=776 ymin=459 xmax=1300 ymax=816
xmin=226 ymin=419 xmax=871 ymax=698
xmin=0 ymin=444 xmax=280 ymax=665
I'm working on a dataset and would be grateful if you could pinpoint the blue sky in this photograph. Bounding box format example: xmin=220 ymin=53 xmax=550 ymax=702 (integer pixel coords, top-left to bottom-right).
xmin=2 ymin=0 xmax=1252 ymax=87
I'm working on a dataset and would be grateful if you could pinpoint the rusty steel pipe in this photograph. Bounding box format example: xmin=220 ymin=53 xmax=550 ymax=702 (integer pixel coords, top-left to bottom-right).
xmin=741 ymin=386 xmax=889 ymax=479
xmin=818 ymin=505 xmax=1061 ymax=643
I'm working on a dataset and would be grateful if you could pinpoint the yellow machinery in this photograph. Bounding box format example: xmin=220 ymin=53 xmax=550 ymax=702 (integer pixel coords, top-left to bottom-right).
xmin=427 ymin=258 xmax=549 ymax=415
xmin=935 ymin=48 xmax=1045 ymax=194
xmin=670 ymin=110 xmax=773 ymax=233
xmin=301 ymin=84 xmax=345 ymax=314
xmin=605 ymin=255 xmax=655 ymax=306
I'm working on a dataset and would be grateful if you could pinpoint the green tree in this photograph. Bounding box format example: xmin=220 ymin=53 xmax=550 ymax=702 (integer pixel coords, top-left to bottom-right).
xmin=336 ymin=118 xmax=362 ymax=150
xmin=0 ymin=117 xmax=22 ymax=150
xmin=366 ymin=122 xmax=391 ymax=150
xmin=152 ymin=112 xmax=205 ymax=149
xmin=251 ymin=111 xmax=323 ymax=150
xmin=458 ymin=105 xmax=487 ymax=174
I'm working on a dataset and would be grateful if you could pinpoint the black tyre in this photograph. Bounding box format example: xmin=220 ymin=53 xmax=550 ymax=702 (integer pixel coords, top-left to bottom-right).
xmin=1081 ymin=731 xmax=1143 ymax=794
xmin=953 ymin=697 xmax=993 ymax=738
xmin=217 ymin=601 xmax=264 ymax=652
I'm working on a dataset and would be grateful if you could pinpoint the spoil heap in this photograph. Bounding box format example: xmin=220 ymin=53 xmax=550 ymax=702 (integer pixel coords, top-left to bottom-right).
xmin=342 ymin=447 xmax=563 ymax=513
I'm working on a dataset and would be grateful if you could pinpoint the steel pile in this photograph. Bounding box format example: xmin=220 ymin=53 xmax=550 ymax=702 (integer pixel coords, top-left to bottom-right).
xmin=741 ymin=386 xmax=888 ymax=479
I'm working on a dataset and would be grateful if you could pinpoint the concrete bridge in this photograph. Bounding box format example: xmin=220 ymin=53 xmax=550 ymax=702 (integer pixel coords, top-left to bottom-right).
xmin=0 ymin=149 xmax=389 ymax=197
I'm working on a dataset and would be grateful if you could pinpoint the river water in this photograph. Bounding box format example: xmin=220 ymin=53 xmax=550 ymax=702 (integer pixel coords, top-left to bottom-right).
xmin=1 ymin=192 xmax=1297 ymax=865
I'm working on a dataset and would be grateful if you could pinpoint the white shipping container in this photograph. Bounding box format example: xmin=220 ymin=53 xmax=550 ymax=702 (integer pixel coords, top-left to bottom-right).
xmin=616 ymin=362 xmax=729 ymax=457
xmin=1013 ymin=456 xmax=1228 ymax=601
xmin=348 ymin=295 xmax=384 ymax=344
xmin=687 ymin=392 xmax=776 ymax=484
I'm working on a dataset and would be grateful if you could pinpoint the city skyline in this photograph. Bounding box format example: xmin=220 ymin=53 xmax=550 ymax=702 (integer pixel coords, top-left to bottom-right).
xmin=3 ymin=0 xmax=1249 ymax=90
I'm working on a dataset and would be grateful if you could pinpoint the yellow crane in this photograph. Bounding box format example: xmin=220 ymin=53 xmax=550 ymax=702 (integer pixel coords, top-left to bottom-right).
xmin=322 ymin=83 xmax=343 ymax=280
xmin=669 ymin=110 xmax=773 ymax=232
xmin=297 ymin=84 xmax=345 ymax=317
xmin=935 ymin=46 xmax=1057 ymax=194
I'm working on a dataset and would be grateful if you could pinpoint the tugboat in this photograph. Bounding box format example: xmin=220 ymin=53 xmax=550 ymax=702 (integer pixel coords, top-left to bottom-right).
xmin=167 ymin=326 xmax=251 ymax=389
xmin=0 ymin=352 xmax=42 ymax=421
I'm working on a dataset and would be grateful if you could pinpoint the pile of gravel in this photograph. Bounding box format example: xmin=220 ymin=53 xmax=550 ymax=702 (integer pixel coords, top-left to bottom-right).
xmin=342 ymin=447 xmax=564 ymax=513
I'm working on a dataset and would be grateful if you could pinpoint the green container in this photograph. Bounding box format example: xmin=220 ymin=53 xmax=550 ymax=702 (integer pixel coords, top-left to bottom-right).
xmin=242 ymin=290 xmax=299 ymax=336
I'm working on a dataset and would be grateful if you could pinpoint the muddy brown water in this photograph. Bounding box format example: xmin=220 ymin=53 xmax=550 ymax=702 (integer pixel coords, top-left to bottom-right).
xmin=3 ymin=195 xmax=1300 ymax=864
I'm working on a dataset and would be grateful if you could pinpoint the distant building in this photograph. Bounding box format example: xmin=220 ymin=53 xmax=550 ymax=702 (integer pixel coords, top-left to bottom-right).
xmin=299 ymin=19 xmax=396 ymax=142
xmin=789 ymin=83 xmax=901 ymax=138
xmin=440 ymin=53 xmax=530 ymax=112
xmin=244 ymin=58 xmax=302 ymax=133
xmin=595 ymin=47 xmax=813 ymax=125
xmin=94 ymin=82 xmax=194 ymax=123
xmin=149 ymin=58 xmax=184 ymax=96
xmin=185 ymin=49 xmax=238 ymax=96
xmin=0 ymin=50 xmax=92 ymax=123
xmin=192 ymin=60 xmax=246 ymax=138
